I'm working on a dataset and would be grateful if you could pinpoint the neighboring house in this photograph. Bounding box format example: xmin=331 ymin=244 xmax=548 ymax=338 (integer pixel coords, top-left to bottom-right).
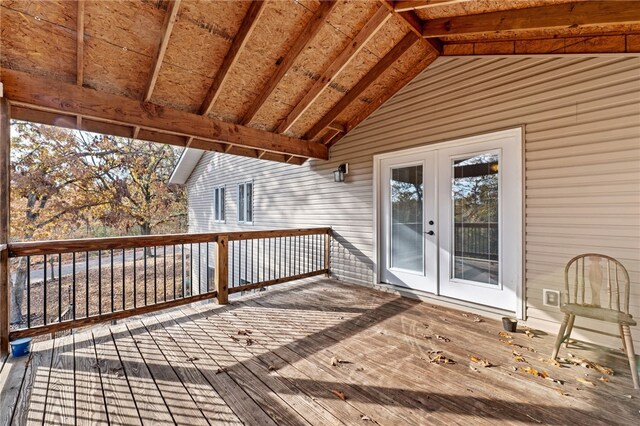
xmin=170 ymin=55 xmax=640 ymax=351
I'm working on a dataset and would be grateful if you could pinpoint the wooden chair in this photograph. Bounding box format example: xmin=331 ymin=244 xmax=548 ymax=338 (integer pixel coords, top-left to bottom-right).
xmin=551 ymin=253 xmax=638 ymax=389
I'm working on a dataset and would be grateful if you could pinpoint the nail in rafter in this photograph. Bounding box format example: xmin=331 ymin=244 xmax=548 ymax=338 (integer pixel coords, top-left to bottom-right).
xmin=422 ymin=1 xmax=640 ymax=38
xmin=305 ymin=31 xmax=419 ymax=141
xmin=199 ymin=1 xmax=268 ymax=116
xmin=241 ymin=1 xmax=339 ymax=125
xmin=145 ymin=0 xmax=182 ymax=102
xmin=276 ymin=6 xmax=392 ymax=134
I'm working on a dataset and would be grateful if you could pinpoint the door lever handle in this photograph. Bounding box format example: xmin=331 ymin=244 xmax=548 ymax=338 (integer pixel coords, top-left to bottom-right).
xmin=425 ymin=231 xmax=435 ymax=236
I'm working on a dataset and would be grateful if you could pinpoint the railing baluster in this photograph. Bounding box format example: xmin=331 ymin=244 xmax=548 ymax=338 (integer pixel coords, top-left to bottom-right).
xmin=58 ymin=253 xmax=62 ymax=323
xmin=110 ymin=249 xmax=114 ymax=313
xmin=122 ymin=248 xmax=126 ymax=311
xmin=72 ymin=253 xmax=76 ymax=320
xmin=43 ymin=254 xmax=47 ymax=326
xmin=206 ymin=242 xmax=210 ymax=293
xmin=198 ymin=243 xmax=201 ymax=294
xmin=26 ymin=256 xmax=31 ymax=328
xmin=85 ymin=252 xmax=89 ymax=317
xmin=181 ymin=244 xmax=185 ymax=298
xmin=164 ymin=245 xmax=167 ymax=301
xmin=173 ymin=245 xmax=176 ymax=300
xmin=98 ymin=250 xmax=102 ymax=315
xmin=244 ymin=239 xmax=248 ymax=285
xmin=133 ymin=248 xmax=137 ymax=308
xmin=154 ymin=246 xmax=157 ymax=304
xmin=143 ymin=247 xmax=147 ymax=305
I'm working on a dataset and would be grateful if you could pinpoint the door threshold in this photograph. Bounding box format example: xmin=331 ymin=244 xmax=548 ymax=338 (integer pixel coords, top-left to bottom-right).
xmin=372 ymin=281 xmax=516 ymax=320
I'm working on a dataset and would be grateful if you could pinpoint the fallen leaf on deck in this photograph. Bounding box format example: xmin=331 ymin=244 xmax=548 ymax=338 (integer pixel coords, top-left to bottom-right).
xmin=576 ymin=377 xmax=595 ymax=386
xmin=499 ymin=331 xmax=512 ymax=339
xmin=545 ymin=376 xmax=564 ymax=385
xmin=524 ymin=330 xmax=535 ymax=339
xmin=473 ymin=316 xmax=483 ymax=323
xmin=554 ymin=389 xmax=569 ymax=396
xmin=429 ymin=354 xmax=455 ymax=364
xmin=468 ymin=356 xmax=493 ymax=367
xmin=331 ymin=389 xmax=346 ymax=400
xmin=521 ymin=366 xmax=549 ymax=379
xmin=423 ymin=322 xmax=430 ymax=328
xmin=356 ymin=367 xmax=364 ymax=372
xmin=186 ymin=356 xmax=199 ymax=362
xmin=462 ymin=313 xmax=469 ymax=318
xmin=427 ymin=350 xmax=442 ymax=355
xmin=245 ymin=338 xmax=254 ymax=346
xmin=216 ymin=367 xmax=228 ymax=374
xmin=540 ymin=358 xmax=561 ymax=367
xmin=514 ymin=355 xmax=526 ymax=363
xmin=598 ymin=376 xmax=609 ymax=383
xmin=230 ymin=336 xmax=239 ymax=342
xmin=423 ymin=335 xmax=432 ymax=340
xmin=237 ymin=329 xmax=252 ymax=336
xmin=469 ymin=365 xmax=479 ymax=372
xmin=435 ymin=334 xmax=451 ymax=342
xmin=268 ymin=365 xmax=277 ymax=372
xmin=564 ymin=356 xmax=614 ymax=375
xmin=361 ymin=415 xmax=371 ymax=421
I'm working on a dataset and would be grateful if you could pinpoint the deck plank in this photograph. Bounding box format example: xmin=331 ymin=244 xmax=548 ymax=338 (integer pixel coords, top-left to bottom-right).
xmin=141 ymin=314 xmax=242 ymax=425
xmin=43 ymin=334 xmax=76 ymax=425
xmin=92 ymin=326 xmax=142 ymax=425
xmin=74 ymin=329 xmax=109 ymax=425
xmin=109 ymin=323 xmax=174 ymax=424
xmin=0 ymin=350 xmax=29 ymax=425
xmin=178 ymin=306 xmax=349 ymax=426
xmin=159 ymin=309 xmax=280 ymax=426
xmin=124 ymin=320 xmax=210 ymax=425
xmin=11 ymin=338 xmax=54 ymax=425
xmin=169 ymin=308 xmax=312 ymax=426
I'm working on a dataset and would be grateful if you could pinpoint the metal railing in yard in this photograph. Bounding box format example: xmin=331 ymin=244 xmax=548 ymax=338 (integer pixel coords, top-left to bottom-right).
xmin=1 ymin=227 xmax=331 ymax=350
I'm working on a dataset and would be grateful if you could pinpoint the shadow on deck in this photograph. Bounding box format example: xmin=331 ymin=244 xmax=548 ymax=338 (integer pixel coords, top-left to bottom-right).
xmin=1 ymin=277 xmax=639 ymax=425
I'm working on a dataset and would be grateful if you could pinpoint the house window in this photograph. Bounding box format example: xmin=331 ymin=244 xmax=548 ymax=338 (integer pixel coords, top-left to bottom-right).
xmin=237 ymin=181 xmax=253 ymax=224
xmin=213 ymin=186 xmax=225 ymax=223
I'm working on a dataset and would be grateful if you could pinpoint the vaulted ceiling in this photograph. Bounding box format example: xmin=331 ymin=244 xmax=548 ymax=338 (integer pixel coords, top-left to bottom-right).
xmin=1 ymin=0 xmax=638 ymax=164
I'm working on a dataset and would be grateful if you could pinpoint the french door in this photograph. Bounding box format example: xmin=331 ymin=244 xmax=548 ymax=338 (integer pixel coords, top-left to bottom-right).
xmin=378 ymin=128 xmax=522 ymax=313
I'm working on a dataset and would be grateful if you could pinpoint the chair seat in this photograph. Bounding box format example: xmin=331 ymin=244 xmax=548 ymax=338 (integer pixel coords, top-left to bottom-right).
xmin=561 ymin=304 xmax=637 ymax=325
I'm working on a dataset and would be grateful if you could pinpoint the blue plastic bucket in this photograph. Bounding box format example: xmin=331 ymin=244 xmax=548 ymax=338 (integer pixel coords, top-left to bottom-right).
xmin=10 ymin=337 xmax=32 ymax=357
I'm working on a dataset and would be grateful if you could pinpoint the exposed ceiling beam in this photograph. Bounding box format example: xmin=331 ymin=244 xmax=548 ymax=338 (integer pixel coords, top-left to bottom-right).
xmin=394 ymin=0 xmax=471 ymax=12
xmin=328 ymin=52 xmax=438 ymax=148
xmin=381 ymin=1 xmax=442 ymax=54
xmin=144 ymin=0 xmax=181 ymax=102
xmin=199 ymin=1 xmax=267 ymax=116
xmin=2 ymin=68 xmax=328 ymax=160
xmin=76 ymin=0 xmax=84 ymax=86
xmin=241 ymin=1 xmax=338 ymax=125
xmin=305 ymin=32 xmax=419 ymax=140
xmin=276 ymin=6 xmax=392 ymax=134
xmin=422 ymin=1 xmax=640 ymax=38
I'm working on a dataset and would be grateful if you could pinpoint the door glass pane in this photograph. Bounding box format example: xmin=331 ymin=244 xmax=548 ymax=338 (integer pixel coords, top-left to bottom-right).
xmin=238 ymin=184 xmax=245 ymax=222
xmin=452 ymin=153 xmax=499 ymax=285
xmin=246 ymin=182 xmax=253 ymax=222
xmin=391 ymin=165 xmax=424 ymax=273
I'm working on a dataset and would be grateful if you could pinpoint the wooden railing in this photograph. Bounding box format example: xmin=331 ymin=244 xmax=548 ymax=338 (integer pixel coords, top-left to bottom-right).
xmin=1 ymin=228 xmax=331 ymax=348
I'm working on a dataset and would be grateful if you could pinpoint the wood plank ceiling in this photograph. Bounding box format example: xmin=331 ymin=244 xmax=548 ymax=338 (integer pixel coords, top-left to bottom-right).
xmin=1 ymin=0 xmax=639 ymax=164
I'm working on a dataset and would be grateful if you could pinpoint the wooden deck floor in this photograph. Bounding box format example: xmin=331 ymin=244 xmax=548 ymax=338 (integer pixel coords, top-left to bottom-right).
xmin=1 ymin=278 xmax=639 ymax=425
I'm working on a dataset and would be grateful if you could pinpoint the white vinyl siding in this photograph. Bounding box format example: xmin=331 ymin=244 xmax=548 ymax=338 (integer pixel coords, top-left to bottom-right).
xmin=186 ymin=56 xmax=640 ymax=349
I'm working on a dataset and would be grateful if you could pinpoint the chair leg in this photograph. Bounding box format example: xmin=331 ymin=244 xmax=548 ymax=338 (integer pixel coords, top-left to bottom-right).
xmin=563 ymin=314 xmax=575 ymax=348
xmin=620 ymin=324 xmax=628 ymax=354
xmin=620 ymin=324 xmax=639 ymax=390
xmin=552 ymin=314 xmax=570 ymax=360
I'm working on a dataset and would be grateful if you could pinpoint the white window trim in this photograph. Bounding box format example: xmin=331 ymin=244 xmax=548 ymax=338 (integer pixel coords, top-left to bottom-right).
xmin=237 ymin=180 xmax=254 ymax=225
xmin=213 ymin=185 xmax=226 ymax=223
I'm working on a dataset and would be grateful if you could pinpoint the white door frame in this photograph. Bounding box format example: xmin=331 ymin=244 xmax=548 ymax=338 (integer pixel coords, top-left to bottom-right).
xmin=373 ymin=127 xmax=525 ymax=319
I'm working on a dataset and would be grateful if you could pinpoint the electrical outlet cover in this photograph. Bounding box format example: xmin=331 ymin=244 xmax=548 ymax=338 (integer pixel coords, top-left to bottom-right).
xmin=543 ymin=289 xmax=561 ymax=307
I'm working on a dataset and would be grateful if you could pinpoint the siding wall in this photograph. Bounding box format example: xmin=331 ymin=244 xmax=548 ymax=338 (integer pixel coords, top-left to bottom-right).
xmin=186 ymin=55 xmax=640 ymax=348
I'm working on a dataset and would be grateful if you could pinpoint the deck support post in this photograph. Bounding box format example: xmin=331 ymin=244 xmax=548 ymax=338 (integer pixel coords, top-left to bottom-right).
xmin=0 ymin=95 xmax=11 ymax=355
xmin=324 ymin=229 xmax=331 ymax=278
xmin=215 ymin=236 xmax=229 ymax=304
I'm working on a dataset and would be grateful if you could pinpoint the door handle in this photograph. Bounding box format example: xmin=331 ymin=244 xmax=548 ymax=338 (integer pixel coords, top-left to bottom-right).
xmin=425 ymin=231 xmax=435 ymax=236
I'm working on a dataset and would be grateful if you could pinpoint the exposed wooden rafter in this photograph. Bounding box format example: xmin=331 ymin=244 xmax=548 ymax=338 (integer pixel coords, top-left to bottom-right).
xmin=305 ymin=31 xmax=419 ymax=140
xmin=381 ymin=0 xmax=442 ymax=53
xmin=145 ymin=0 xmax=181 ymax=102
xmin=241 ymin=1 xmax=338 ymax=125
xmin=422 ymin=1 xmax=640 ymax=38
xmin=328 ymin=51 xmax=438 ymax=148
xmin=2 ymin=68 xmax=328 ymax=160
xmin=276 ymin=6 xmax=392 ymax=134
xmin=76 ymin=0 xmax=84 ymax=128
xmin=199 ymin=1 xmax=267 ymax=116
xmin=394 ymin=0 xmax=470 ymax=12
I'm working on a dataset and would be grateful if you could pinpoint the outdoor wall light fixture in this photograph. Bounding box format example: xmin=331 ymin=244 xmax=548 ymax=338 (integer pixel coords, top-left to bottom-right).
xmin=334 ymin=163 xmax=349 ymax=182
